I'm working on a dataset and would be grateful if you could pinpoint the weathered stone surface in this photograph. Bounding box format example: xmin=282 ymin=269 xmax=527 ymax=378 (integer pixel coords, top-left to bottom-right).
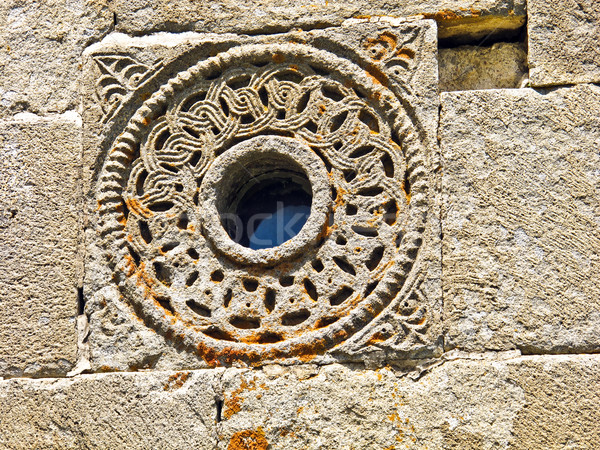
xmin=0 ymin=114 xmax=83 ymax=377
xmin=508 ymin=355 xmax=600 ymax=449
xmin=82 ymin=23 xmax=441 ymax=371
xmin=528 ymin=0 xmax=600 ymax=86
xmin=218 ymin=355 xmax=525 ymax=449
xmin=0 ymin=0 xmax=112 ymax=116
xmin=2 ymin=354 xmax=598 ymax=448
xmin=108 ymin=0 xmax=525 ymax=43
xmin=439 ymin=42 xmax=527 ymax=91
xmin=442 ymin=85 xmax=600 ymax=353
xmin=0 ymin=369 xmax=220 ymax=448
xmin=219 ymin=354 xmax=600 ymax=449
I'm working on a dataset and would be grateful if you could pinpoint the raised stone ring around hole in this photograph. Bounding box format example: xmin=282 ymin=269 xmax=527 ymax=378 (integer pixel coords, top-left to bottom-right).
xmin=200 ymin=135 xmax=330 ymax=266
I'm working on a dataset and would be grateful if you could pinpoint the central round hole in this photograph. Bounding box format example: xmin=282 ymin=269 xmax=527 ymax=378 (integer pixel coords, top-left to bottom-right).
xmin=218 ymin=154 xmax=312 ymax=250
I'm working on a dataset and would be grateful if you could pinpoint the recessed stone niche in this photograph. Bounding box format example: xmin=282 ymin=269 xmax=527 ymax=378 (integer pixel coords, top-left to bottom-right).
xmin=81 ymin=20 xmax=441 ymax=370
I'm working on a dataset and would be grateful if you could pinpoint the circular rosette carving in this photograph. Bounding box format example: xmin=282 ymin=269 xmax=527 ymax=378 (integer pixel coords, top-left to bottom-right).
xmin=97 ymin=43 xmax=428 ymax=366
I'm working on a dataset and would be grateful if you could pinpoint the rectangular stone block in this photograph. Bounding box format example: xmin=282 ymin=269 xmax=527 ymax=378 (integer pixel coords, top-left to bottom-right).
xmin=0 ymin=0 xmax=112 ymax=117
xmin=0 ymin=369 xmax=219 ymax=448
xmin=441 ymin=85 xmax=600 ymax=353
xmin=219 ymin=354 xmax=600 ymax=449
xmin=1 ymin=354 xmax=598 ymax=448
xmin=0 ymin=114 xmax=83 ymax=377
xmin=107 ymin=0 xmax=526 ymax=43
xmin=528 ymin=0 xmax=600 ymax=86
xmin=81 ymin=22 xmax=442 ymax=371
xmin=439 ymin=42 xmax=527 ymax=92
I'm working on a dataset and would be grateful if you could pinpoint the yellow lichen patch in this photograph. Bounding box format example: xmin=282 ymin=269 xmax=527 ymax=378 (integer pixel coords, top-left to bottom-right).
xmin=366 ymin=331 xmax=389 ymax=345
xmin=365 ymin=64 xmax=389 ymax=87
xmin=362 ymin=31 xmax=398 ymax=62
xmin=125 ymin=197 xmax=153 ymax=218
xmin=224 ymin=378 xmax=256 ymax=419
xmin=401 ymin=181 xmax=411 ymax=204
xmin=395 ymin=48 xmax=415 ymax=60
xmin=227 ymin=428 xmax=268 ymax=450
xmin=163 ymin=371 xmax=190 ymax=391
xmin=421 ymin=9 xmax=462 ymax=21
xmin=122 ymin=254 xmax=137 ymax=277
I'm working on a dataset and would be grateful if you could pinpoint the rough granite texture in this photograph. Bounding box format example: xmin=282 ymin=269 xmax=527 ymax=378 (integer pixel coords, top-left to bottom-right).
xmin=107 ymin=0 xmax=526 ymax=42
xmin=0 ymin=354 xmax=599 ymax=449
xmin=442 ymin=84 xmax=600 ymax=353
xmin=439 ymin=42 xmax=527 ymax=91
xmin=0 ymin=114 xmax=83 ymax=378
xmin=0 ymin=0 xmax=113 ymax=117
xmin=528 ymin=0 xmax=600 ymax=86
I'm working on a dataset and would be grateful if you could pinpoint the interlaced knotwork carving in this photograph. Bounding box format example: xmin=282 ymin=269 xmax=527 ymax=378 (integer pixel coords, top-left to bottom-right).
xmin=97 ymin=42 xmax=429 ymax=365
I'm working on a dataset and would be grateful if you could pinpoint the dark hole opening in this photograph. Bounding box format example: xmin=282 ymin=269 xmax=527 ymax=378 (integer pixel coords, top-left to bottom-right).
xmin=303 ymin=278 xmax=318 ymax=301
xmin=223 ymin=289 xmax=232 ymax=308
xmin=258 ymin=332 xmax=283 ymax=344
xmin=156 ymin=296 xmax=175 ymax=314
xmin=242 ymin=278 xmax=259 ymax=292
xmin=186 ymin=299 xmax=211 ymax=317
xmin=333 ymin=256 xmax=356 ymax=276
xmin=279 ymin=276 xmax=294 ymax=287
xmin=230 ymin=316 xmax=261 ymax=329
xmin=224 ymin=174 xmax=312 ymax=250
xmin=216 ymin=399 xmax=223 ymax=422
xmin=264 ymin=288 xmax=276 ymax=313
xmin=330 ymin=286 xmax=354 ymax=306
xmin=281 ymin=309 xmax=311 ymax=326
xmin=77 ymin=287 xmax=85 ymax=316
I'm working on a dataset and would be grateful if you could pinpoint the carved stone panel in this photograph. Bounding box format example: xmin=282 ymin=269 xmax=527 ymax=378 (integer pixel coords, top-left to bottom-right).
xmin=82 ymin=20 xmax=441 ymax=369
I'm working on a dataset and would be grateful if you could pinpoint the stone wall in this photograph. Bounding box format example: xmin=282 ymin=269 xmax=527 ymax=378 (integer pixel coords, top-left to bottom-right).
xmin=0 ymin=1 xmax=599 ymax=448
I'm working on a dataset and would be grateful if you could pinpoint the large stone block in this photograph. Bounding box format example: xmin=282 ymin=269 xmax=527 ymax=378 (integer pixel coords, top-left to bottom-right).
xmin=0 ymin=114 xmax=83 ymax=377
xmin=81 ymin=22 xmax=442 ymax=371
xmin=439 ymin=42 xmax=527 ymax=92
xmin=107 ymin=0 xmax=526 ymax=43
xmin=0 ymin=369 xmax=220 ymax=448
xmin=0 ymin=0 xmax=112 ymax=116
xmin=441 ymin=85 xmax=600 ymax=353
xmin=1 ymin=354 xmax=598 ymax=448
xmin=218 ymin=354 xmax=600 ymax=449
xmin=528 ymin=0 xmax=600 ymax=86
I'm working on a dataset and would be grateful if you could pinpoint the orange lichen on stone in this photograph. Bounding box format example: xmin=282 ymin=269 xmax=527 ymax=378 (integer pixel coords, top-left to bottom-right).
xmin=421 ymin=8 xmax=481 ymax=22
xmin=227 ymin=428 xmax=268 ymax=450
xmin=421 ymin=10 xmax=461 ymax=21
xmin=396 ymin=48 xmax=415 ymax=60
xmin=365 ymin=65 xmax=389 ymax=87
xmin=224 ymin=378 xmax=256 ymax=419
xmin=272 ymin=53 xmax=285 ymax=63
xmin=163 ymin=371 xmax=190 ymax=391
xmin=366 ymin=331 xmax=388 ymax=345
xmin=401 ymin=181 xmax=411 ymax=204
xmin=363 ymin=31 xmax=397 ymax=62
xmin=122 ymin=254 xmax=137 ymax=277
xmin=125 ymin=197 xmax=152 ymax=218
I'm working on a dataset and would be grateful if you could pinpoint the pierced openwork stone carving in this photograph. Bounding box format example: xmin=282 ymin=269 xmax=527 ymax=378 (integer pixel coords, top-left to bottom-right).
xmin=96 ymin=39 xmax=430 ymax=366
